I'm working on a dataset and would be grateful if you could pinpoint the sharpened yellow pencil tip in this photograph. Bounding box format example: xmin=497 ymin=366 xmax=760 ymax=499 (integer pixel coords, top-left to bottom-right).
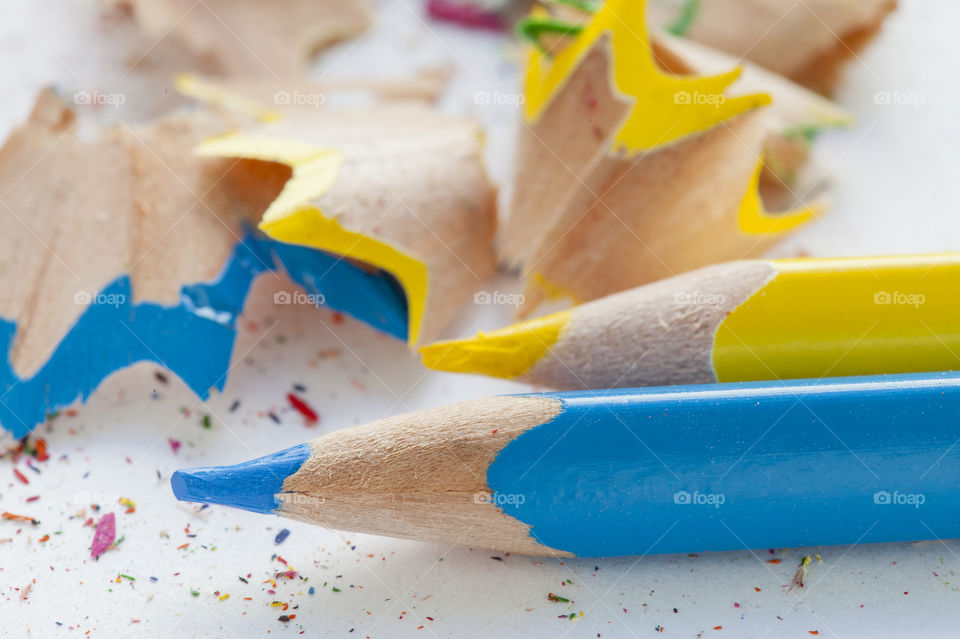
xmin=420 ymin=310 xmax=572 ymax=379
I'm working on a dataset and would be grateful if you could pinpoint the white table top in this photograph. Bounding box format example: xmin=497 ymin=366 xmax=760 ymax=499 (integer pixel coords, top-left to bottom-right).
xmin=2 ymin=0 xmax=959 ymax=636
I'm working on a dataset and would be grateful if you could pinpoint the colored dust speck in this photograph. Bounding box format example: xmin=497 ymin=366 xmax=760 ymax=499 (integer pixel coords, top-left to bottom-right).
xmin=201 ymin=414 xmax=212 ymax=429
xmin=190 ymin=588 xmax=200 ymax=597
xmin=119 ymin=497 xmax=136 ymax=514
xmin=3 ymin=437 xmax=50 ymax=463
xmin=666 ymin=0 xmax=700 ymax=36
xmin=168 ymin=438 xmax=181 ymax=454
xmin=287 ymin=393 xmax=319 ymax=425
xmin=789 ymin=556 xmax=814 ymax=592
xmin=91 ymin=512 xmax=116 ymax=559
xmin=13 ymin=468 xmax=29 ymax=484
xmin=34 ymin=438 xmax=49 ymax=461
xmin=547 ymin=593 xmax=570 ymax=603
xmin=3 ymin=512 xmax=40 ymax=526
xmin=274 ymin=528 xmax=291 ymax=545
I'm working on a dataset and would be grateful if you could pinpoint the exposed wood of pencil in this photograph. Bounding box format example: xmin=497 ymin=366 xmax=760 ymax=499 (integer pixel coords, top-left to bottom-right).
xmin=520 ymin=260 xmax=775 ymax=389
xmin=279 ymin=395 xmax=568 ymax=556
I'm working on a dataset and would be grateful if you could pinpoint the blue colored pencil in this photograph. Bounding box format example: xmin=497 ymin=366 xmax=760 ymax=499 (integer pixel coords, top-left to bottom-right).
xmin=172 ymin=372 xmax=960 ymax=557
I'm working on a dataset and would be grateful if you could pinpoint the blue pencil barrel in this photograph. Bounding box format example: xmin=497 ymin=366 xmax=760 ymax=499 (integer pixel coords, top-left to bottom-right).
xmin=489 ymin=372 xmax=960 ymax=557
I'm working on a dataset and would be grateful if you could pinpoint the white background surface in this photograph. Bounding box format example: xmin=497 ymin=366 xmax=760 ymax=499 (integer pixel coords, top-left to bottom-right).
xmin=2 ymin=1 xmax=960 ymax=637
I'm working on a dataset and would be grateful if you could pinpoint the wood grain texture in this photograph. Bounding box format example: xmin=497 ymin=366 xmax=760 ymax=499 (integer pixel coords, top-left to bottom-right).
xmin=279 ymin=395 xmax=570 ymax=556
xmin=656 ymin=33 xmax=851 ymax=196
xmin=524 ymin=260 xmax=776 ymax=389
xmin=646 ymin=0 xmax=897 ymax=94
xmin=116 ymin=0 xmax=372 ymax=78
xmin=229 ymin=108 xmax=498 ymax=343
xmin=0 ymin=91 xmax=277 ymax=378
xmin=500 ymin=35 xmax=630 ymax=271
xmin=520 ymin=107 xmax=778 ymax=312
xmin=504 ymin=26 xmax=831 ymax=307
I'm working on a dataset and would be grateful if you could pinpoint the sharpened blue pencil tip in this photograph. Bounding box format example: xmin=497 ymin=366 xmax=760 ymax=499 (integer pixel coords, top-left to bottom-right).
xmin=171 ymin=444 xmax=311 ymax=514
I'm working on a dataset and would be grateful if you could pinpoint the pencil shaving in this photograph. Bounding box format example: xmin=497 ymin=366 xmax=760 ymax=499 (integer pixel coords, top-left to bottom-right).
xmin=503 ymin=0 xmax=843 ymax=312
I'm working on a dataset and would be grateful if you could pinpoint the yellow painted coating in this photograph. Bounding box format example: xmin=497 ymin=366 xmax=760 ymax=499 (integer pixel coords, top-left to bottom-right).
xmin=175 ymin=74 xmax=283 ymax=123
xmin=196 ymin=133 xmax=429 ymax=345
xmin=420 ymin=310 xmax=572 ymax=379
xmin=714 ymin=254 xmax=960 ymax=381
xmin=523 ymin=0 xmax=770 ymax=153
xmin=737 ymin=156 xmax=819 ymax=235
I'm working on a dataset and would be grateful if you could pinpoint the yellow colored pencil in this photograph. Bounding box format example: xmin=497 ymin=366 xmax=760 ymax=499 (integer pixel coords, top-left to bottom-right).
xmin=421 ymin=254 xmax=960 ymax=389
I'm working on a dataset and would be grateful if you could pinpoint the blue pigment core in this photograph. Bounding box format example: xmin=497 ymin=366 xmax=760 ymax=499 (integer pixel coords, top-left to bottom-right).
xmin=0 ymin=231 xmax=407 ymax=437
xmin=488 ymin=372 xmax=960 ymax=557
xmin=171 ymin=444 xmax=311 ymax=514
